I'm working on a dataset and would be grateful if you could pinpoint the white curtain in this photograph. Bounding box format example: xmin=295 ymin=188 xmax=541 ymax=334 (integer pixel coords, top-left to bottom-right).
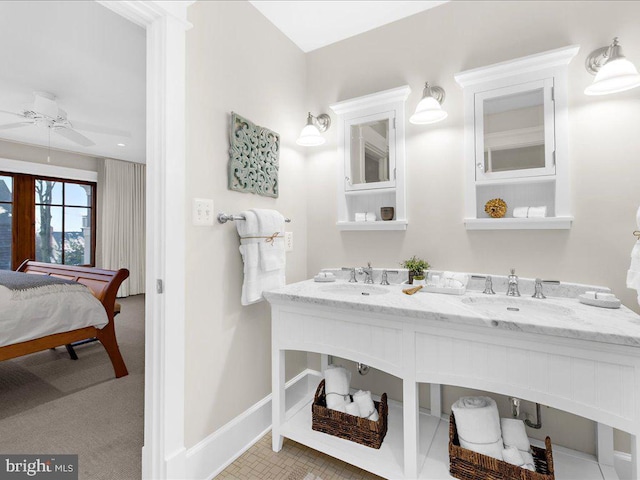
xmin=101 ymin=158 xmax=145 ymax=296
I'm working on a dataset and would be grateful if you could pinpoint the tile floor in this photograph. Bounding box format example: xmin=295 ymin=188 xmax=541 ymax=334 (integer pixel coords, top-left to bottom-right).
xmin=217 ymin=432 xmax=384 ymax=480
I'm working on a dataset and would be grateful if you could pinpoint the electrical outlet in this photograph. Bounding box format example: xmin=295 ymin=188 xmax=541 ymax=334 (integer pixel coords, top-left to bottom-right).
xmin=285 ymin=231 xmax=293 ymax=252
xmin=193 ymin=198 xmax=214 ymax=226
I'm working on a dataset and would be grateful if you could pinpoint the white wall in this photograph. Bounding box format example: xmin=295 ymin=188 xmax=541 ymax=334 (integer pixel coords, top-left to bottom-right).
xmin=184 ymin=1 xmax=309 ymax=448
xmin=305 ymin=1 xmax=640 ymax=455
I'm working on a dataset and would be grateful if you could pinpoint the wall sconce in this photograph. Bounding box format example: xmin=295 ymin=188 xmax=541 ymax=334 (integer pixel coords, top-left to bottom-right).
xmin=410 ymin=82 xmax=448 ymax=125
xmin=585 ymin=37 xmax=640 ymax=95
xmin=296 ymin=112 xmax=331 ymax=146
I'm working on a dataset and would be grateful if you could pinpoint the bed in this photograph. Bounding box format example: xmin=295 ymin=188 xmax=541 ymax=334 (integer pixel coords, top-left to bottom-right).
xmin=0 ymin=260 xmax=130 ymax=378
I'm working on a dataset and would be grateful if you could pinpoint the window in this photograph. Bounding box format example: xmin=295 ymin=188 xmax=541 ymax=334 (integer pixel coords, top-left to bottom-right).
xmin=0 ymin=172 xmax=96 ymax=269
xmin=0 ymin=175 xmax=12 ymax=270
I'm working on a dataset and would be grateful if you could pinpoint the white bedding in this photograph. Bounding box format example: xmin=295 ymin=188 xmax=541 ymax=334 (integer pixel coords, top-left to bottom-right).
xmin=0 ymin=284 xmax=108 ymax=347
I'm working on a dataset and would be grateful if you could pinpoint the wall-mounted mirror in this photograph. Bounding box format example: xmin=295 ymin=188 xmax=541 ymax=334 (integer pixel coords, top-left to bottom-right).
xmin=475 ymin=78 xmax=555 ymax=181
xmin=345 ymin=112 xmax=396 ymax=191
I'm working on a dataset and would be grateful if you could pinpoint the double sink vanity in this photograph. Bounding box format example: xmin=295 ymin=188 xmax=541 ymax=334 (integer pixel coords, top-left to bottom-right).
xmin=264 ymin=269 xmax=640 ymax=479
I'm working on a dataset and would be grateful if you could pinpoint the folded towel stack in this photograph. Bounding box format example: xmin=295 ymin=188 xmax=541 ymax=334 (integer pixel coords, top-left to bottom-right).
xmin=501 ymin=418 xmax=535 ymax=471
xmin=513 ymin=206 xmax=547 ymax=218
xmin=451 ymin=396 xmax=503 ymax=460
xmin=354 ymin=212 xmax=377 ymax=222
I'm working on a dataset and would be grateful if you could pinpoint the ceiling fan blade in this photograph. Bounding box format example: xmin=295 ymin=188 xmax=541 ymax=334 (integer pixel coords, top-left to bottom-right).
xmin=54 ymin=127 xmax=95 ymax=147
xmin=0 ymin=122 xmax=31 ymax=131
xmin=0 ymin=109 xmax=25 ymax=118
xmin=71 ymin=120 xmax=132 ymax=138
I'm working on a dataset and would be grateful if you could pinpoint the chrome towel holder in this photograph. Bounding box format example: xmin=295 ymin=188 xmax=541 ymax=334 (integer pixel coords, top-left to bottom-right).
xmin=217 ymin=212 xmax=291 ymax=224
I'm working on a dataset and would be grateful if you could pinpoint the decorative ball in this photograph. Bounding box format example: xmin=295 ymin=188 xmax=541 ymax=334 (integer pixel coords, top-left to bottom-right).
xmin=485 ymin=198 xmax=507 ymax=218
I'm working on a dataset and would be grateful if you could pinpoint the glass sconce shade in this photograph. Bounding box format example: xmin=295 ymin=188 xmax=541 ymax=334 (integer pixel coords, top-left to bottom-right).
xmin=585 ymin=37 xmax=640 ymax=95
xmin=410 ymin=83 xmax=448 ymax=125
xmin=296 ymin=112 xmax=330 ymax=146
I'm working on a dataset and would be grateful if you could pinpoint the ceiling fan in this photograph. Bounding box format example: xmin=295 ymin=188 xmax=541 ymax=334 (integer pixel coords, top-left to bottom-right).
xmin=0 ymin=91 xmax=130 ymax=147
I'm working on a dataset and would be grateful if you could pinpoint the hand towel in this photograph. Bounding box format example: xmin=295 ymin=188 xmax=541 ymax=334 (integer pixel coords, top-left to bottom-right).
xmin=324 ymin=365 xmax=351 ymax=410
xmin=252 ymin=209 xmax=285 ymax=272
xmin=330 ymin=400 xmax=347 ymax=413
xmin=627 ymin=206 xmax=640 ymax=306
xmin=355 ymin=212 xmax=366 ymax=222
xmin=236 ymin=210 xmax=286 ymax=306
xmin=513 ymin=206 xmax=547 ymax=218
xmin=501 ymin=418 xmax=531 ymax=452
xmin=345 ymin=402 xmax=360 ymax=416
xmin=452 ymin=396 xmax=503 ymax=460
xmin=502 ymin=446 xmax=525 ymax=467
xmin=521 ymin=451 xmax=536 ymax=471
xmin=353 ymin=390 xmax=379 ymax=421
xmin=365 ymin=212 xmax=377 ymax=222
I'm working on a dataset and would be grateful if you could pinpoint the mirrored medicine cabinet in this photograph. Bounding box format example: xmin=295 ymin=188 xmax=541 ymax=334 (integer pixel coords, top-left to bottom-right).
xmin=330 ymin=86 xmax=410 ymax=230
xmin=455 ymin=45 xmax=579 ymax=230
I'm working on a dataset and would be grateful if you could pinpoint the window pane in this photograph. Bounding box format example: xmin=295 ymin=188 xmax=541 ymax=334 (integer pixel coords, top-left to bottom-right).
xmin=35 ymin=180 xmax=62 ymax=205
xmin=35 ymin=205 xmax=62 ymax=263
xmin=0 ymin=202 xmax=11 ymax=269
xmin=65 ymin=183 xmax=91 ymax=207
xmin=64 ymin=207 xmax=90 ymax=265
xmin=0 ymin=175 xmax=12 ymax=202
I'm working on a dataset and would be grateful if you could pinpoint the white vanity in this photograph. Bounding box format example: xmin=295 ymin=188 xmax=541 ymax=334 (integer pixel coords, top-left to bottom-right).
xmin=264 ymin=274 xmax=640 ymax=479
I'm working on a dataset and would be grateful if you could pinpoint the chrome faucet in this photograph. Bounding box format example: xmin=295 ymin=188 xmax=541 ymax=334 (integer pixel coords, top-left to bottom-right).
xmin=483 ymin=276 xmax=495 ymax=295
xmin=506 ymin=268 xmax=520 ymax=296
xmin=360 ymin=262 xmax=374 ymax=284
xmin=380 ymin=269 xmax=398 ymax=285
xmin=341 ymin=267 xmax=357 ymax=283
xmin=532 ymin=278 xmax=546 ymax=299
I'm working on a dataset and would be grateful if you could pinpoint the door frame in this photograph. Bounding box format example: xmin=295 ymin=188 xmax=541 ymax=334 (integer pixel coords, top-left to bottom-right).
xmin=96 ymin=2 xmax=192 ymax=478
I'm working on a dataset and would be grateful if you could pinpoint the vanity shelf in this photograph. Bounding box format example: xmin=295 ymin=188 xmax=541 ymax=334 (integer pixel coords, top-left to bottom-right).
xmin=465 ymin=216 xmax=574 ymax=230
xmin=337 ymin=220 xmax=408 ymax=231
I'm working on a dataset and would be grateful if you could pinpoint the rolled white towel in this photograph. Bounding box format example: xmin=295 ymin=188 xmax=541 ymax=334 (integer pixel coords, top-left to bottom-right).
xmin=345 ymin=402 xmax=360 ymax=416
xmin=353 ymin=390 xmax=379 ymax=422
xmin=502 ymin=446 xmax=525 ymax=467
xmin=513 ymin=206 xmax=547 ymax=218
xmin=330 ymin=400 xmax=347 ymax=413
xmin=452 ymin=396 xmax=503 ymax=460
xmin=501 ymin=418 xmax=531 ymax=452
xmin=354 ymin=212 xmax=366 ymax=222
xmin=521 ymin=451 xmax=536 ymax=471
xmin=324 ymin=365 xmax=351 ymax=410
xmin=365 ymin=211 xmax=377 ymax=222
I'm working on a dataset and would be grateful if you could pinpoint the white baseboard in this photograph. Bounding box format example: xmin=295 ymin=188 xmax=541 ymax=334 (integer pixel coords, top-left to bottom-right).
xmin=184 ymin=369 xmax=320 ymax=480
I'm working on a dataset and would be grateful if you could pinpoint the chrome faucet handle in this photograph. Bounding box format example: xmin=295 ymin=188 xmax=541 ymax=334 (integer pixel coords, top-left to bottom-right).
xmin=532 ymin=278 xmax=546 ymax=299
xmin=483 ymin=276 xmax=495 ymax=295
xmin=380 ymin=269 xmax=399 ymax=285
xmin=341 ymin=267 xmax=357 ymax=283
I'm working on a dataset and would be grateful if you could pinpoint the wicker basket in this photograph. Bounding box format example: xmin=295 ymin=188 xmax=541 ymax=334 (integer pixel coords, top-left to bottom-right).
xmin=449 ymin=413 xmax=555 ymax=480
xmin=311 ymin=379 xmax=388 ymax=449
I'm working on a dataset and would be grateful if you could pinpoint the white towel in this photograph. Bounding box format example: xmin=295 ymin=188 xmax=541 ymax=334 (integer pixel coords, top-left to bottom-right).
xmin=236 ymin=209 xmax=286 ymax=306
xmin=355 ymin=212 xmax=366 ymax=222
xmin=365 ymin=211 xmax=377 ymax=222
xmin=324 ymin=365 xmax=351 ymax=410
xmin=513 ymin=206 xmax=547 ymax=218
xmin=345 ymin=402 xmax=360 ymax=416
xmin=502 ymin=446 xmax=535 ymax=471
xmin=521 ymin=451 xmax=536 ymax=471
xmin=452 ymin=396 xmax=503 ymax=460
xmin=501 ymin=418 xmax=531 ymax=452
xmin=353 ymin=390 xmax=379 ymax=422
xmin=330 ymin=400 xmax=347 ymax=413
xmin=627 ymin=206 xmax=640 ymax=306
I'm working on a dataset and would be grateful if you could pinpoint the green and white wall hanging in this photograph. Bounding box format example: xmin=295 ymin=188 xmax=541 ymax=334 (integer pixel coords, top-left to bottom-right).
xmin=228 ymin=112 xmax=280 ymax=198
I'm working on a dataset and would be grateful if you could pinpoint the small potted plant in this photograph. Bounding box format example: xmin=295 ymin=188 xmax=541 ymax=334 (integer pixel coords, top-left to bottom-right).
xmin=401 ymin=255 xmax=430 ymax=285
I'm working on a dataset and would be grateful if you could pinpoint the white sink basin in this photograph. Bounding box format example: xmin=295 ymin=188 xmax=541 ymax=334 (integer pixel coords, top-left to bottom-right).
xmin=461 ymin=296 xmax=575 ymax=323
xmin=319 ymin=283 xmax=389 ymax=296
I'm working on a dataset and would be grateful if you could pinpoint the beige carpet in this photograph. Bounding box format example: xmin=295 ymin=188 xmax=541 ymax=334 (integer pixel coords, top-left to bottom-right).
xmin=0 ymin=294 xmax=145 ymax=480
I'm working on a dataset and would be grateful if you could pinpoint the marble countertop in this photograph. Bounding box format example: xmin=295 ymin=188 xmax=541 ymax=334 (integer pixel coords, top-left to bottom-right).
xmin=263 ymin=276 xmax=640 ymax=348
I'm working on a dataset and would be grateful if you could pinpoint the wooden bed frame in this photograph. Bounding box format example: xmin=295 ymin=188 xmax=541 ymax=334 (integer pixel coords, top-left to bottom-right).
xmin=0 ymin=260 xmax=130 ymax=378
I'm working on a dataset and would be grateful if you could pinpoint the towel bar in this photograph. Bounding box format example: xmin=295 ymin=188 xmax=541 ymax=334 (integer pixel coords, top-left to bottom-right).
xmin=217 ymin=212 xmax=291 ymax=224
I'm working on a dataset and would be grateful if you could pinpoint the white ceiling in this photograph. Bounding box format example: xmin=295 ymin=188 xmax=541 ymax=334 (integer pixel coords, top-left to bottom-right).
xmin=249 ymin=0 xmax=449 ymax=52
xmin=0 ymin=1 xmax=146 ymax=164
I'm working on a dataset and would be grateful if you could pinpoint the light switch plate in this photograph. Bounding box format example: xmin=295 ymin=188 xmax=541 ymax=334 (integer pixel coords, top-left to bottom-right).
xmin=193 ymin=198 xmax=214 ymax=226
xmin=285 ymin=231 xmax=293 ymax=252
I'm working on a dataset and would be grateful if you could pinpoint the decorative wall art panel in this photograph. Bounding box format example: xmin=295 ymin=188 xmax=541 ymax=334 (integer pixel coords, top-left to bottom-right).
xmin=228 ymin=112 xmax=280 ymax=197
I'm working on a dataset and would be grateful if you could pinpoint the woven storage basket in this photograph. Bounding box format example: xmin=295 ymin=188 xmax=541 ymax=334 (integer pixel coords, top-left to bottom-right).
xmin=311 ymin=379 xmax=388 ymax=449
xmin=449 ymin=413 xmax=555 ymax=480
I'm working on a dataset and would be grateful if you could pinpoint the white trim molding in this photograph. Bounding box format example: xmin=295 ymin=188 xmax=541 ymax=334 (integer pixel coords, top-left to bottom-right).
xmin=95 ymin=1 xmax=193 ymax=479
xmin=0 ymin=157 xmax=98 ymax=182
